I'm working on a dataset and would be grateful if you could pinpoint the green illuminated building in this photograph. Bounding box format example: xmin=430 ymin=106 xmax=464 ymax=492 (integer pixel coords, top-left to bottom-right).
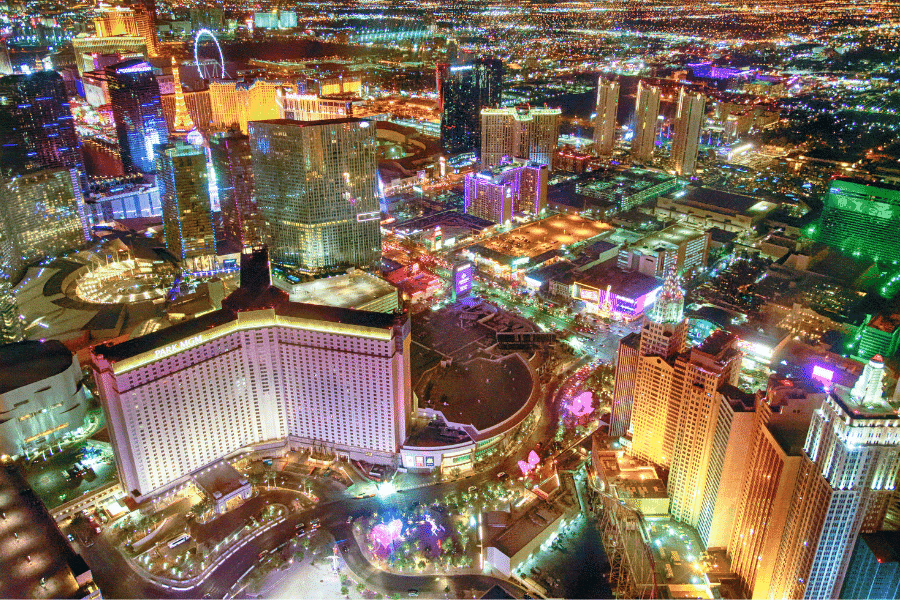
xmin=814 ymin=178 xmax=900 ymax=263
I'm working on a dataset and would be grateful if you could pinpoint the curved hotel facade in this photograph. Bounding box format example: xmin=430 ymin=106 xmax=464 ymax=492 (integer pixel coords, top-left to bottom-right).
xmin=92 ymin=262 xmax=411 ymax=500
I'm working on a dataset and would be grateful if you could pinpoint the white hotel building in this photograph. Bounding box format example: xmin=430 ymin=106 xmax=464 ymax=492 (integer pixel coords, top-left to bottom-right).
xmin=92 ymin=287 xmax=411 ymax=500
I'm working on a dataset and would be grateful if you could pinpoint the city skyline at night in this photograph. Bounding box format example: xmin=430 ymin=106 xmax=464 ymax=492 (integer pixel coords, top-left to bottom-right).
xmin=0 ymin=2 xmax=899 ymax=599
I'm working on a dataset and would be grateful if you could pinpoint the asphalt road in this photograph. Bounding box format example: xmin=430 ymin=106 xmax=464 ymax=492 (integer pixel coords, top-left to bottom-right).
xmin=79 ymin=468 xmax=532 ymax=599
xmin=74 ymin=386 xmax=566 ymax=600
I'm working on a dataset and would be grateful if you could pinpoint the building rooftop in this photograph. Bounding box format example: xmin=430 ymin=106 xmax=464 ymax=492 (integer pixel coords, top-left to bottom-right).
xmin=626 ymin=223 xmax=707 ymax=255
xmin=472 ymin=159 xmax=544 ymax=183
xmin=708 ymin=227 xmax=739 ymax=245
xmin=594 ymin=447 xmax=667 ymax=499
xmin=831 ymin=384 xmax=900 ymax=421
xmin=490 ymin=500 xmax=571 ymax=558
xmin=390 ymin=210 xmax=494 ymax=234
xmin=673 ymin=186 xmax=775 ymax=216
xmin=859 ymin=531 xmax=900 ymax=564
xmin=585 ymin=239 xmax=618 ymax=255
xmin=524 ymin=261 xmax=575 ymax=285
xmin=574 ymin=265 xmax=660 ymax=300
xmin=475 ymin=213 xmax=611 ymax=260
xmin=805 ymin=249 xmax=875 ymax=287
xmin=696 ymin=329 xmax=738 ymax=357
xmin=415 ymin=354 xmax=533 ymax=432
xmin=276 ymin=271 xmax=398 ymax=309
xmin=719 ymin=383 xmax=756 ymax=412
xmin=249 ymin=117 xmax=365 ymax=128
xmin=481 ymin=105 xmax=561 ymax=119
xmin=193 ymin=461 xmax=249 ymax=500
xmin=0 ymin=340 xmax=74 ymax=394
xmin=832 ymin=176 xmax=900 ymax=194
xmin=384 ymin=265 xmax=443 ymax=297
xmin=579 ymin=167 xmax=675 ymax=196
xmin=92 ymin=286 xmax=404 ymax=363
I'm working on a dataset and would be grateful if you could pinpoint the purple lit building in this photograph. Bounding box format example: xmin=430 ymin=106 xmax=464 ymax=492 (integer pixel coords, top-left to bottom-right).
xmin=572 ymin=265 xmax=661 ymax=320
xmin=464 ymin=157 xmax=547 ymax=223
xmin=686 ymin=62 xmax=753 ymax=81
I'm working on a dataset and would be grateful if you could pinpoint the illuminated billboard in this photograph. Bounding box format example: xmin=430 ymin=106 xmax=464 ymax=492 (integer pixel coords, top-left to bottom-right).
xmin=811 ymin=364 xmax=835 ymax=383
xmin=452 ymin=261 xmax=473 ymax=301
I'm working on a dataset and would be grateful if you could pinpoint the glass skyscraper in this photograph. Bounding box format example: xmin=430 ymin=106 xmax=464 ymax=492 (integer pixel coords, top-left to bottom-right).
xmin=155 ymin=142 xmax=216 ymax=266
xmin=209 ymin=131 xmax=261 ymax=248
xmin=439 ymin=58 xmax=503 ymax=154
xmin=0 ymin=167 xmax=89 ymax=281
xmin=106 ymin=59 xmax=168 ymax=175
xmin=0 ymin=281 xmax=24 ymax=344
xmin=249 ymin=118 xmax=381 ymax=272
xmin=0 ymin=71 xmax=84 ymax=183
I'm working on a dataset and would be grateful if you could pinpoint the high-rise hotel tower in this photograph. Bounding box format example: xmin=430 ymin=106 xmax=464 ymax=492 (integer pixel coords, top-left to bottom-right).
xmin=92 ymin=248 xmax=412 ymax=500
xmin=249 ymin=118 xmax=381 ymax=272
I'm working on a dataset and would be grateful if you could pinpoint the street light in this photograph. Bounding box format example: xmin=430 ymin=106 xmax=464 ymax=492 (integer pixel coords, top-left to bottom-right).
xmin=377 ymin=481 xmax=396 ymax=498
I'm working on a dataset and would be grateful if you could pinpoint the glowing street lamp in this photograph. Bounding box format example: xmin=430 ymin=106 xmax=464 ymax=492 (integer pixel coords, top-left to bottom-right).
xmin=377 ymin=481 xmax=396 ymax=498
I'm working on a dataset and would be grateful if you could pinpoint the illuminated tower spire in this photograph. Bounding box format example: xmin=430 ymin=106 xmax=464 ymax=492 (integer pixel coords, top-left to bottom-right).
xmin=601 ymin=284 xmax=613 ymax=316
xmin=171 ymin=58 xmax=195 ymax=135
xmin=649 ymin=265 xmax=684 ymax=324
xmin=851 ymin=354 xmax=886 ymax=406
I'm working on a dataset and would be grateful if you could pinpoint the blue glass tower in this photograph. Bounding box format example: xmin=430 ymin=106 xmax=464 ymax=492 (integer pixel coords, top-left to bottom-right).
xmin=106 ymin=59 xmax=168 ymax=175
xmin=0 ymin=71 xmax=84 ymax=183
xmin=439 ymin=58 xmax=503 ymax=154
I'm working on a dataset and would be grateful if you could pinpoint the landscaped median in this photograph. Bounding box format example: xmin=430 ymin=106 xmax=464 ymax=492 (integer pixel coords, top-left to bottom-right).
xmin=123 ymin=503 xmax=289 ymax=590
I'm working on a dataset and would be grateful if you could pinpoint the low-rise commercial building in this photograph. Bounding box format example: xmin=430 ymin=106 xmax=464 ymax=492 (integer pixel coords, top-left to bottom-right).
xmin=576 ymin=168 xmax=676 ymax=212
xmin=482 ymin=491 xmax=579 ymax=578
xmin=655 ymin=187 xmax=777 ymax=232
xmin=617 ymin=223 xmax=710 ymax=278
xmin=572 ymin=265 xmax=661 ymax=320
xmin=385 ymin=264 xmax=444 ymax=302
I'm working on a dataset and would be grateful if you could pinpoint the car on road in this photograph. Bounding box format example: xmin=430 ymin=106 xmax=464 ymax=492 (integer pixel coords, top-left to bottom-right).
xmin=407 ymin=590 xmax=418 ymax=597
xmin=468 ymin=485 xmax=477 ymax=493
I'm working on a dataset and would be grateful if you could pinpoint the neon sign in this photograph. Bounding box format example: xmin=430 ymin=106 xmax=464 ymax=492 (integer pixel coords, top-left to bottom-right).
xmin=154 ymin=334 xmax=204 ymax=359
xmin=812 ymin=365 xmax=835 ymax=382
xmin=518 ymin=450 xmax=540 ymax=476
xmin=453 ymin=262 xmax=473 ymax=299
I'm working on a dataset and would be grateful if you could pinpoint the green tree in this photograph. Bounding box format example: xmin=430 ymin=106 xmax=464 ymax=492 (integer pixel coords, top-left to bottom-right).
xmin=340 ymin=586 xmax=349 ymax=597
xmin=356 ymin=582 xmax=366 ymax=594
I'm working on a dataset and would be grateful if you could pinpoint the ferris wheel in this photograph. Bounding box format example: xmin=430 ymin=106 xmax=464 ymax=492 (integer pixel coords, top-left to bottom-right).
xmin=194 ymin=29 xmax=225 ymax=79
